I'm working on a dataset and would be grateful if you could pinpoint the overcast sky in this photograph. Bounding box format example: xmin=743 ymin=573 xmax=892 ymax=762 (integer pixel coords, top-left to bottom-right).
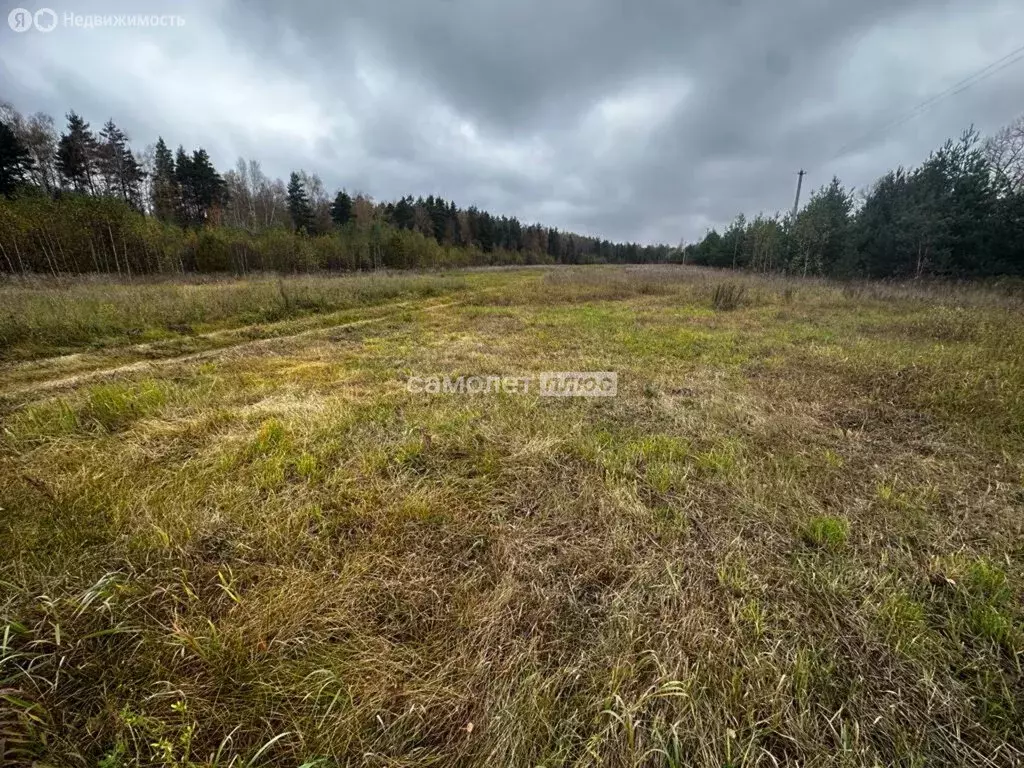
xmin=2 ymin=0 xmax=1023 ymax=244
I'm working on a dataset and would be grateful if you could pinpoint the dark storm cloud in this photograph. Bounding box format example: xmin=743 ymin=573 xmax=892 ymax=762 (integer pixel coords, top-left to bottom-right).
xmin=2 ymin=0 xmax=1023 ymax=243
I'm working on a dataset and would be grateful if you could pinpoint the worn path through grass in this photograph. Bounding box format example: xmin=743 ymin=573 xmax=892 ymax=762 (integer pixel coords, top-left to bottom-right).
xmin=0 ymin=298 xmax=466 ymax=404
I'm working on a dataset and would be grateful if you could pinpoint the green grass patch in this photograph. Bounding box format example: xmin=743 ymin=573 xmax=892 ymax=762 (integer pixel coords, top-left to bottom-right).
xmin=801 ymin=515 xmax=850 ymax=550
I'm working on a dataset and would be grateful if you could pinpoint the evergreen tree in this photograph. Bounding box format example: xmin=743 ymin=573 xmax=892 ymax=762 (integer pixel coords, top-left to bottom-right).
xmin=391 ymin=195 xmax=415 ymax=229
xmin=96 ymin=119 xmax=144 ymax=208
xmin=720 ymin=215 xmax=747 ymax=269
xmin=932 ymin=128 xmax=998 ymax=276
xmin=851 ymin=129 xmax=998 ymax=278
xmin=330 ymin=189 xmax=352 ymax=226
xmin=792 ymin=178 xmax=852 ymax=276
xmin=175 ymin=147 xmax=226 ymax=226
xmin=150 ymin=137 xmax=179 ymax=222
xmin=448 ymin=200 xmax=460 ymax=245
xmin=547 ymin=227 xmax=561 ymax=259
xmin=427 ymin=195 xmax=448 ymax=243
xmin=690 ymin=229 xmax=724 ymax=266
xmin=173 ymin=146 xmax=193 ymax=226
xmin=55 ymin=111 xmax=98 ymax=194
xmin=476 ymin=210 xmax=495 ymax=252
xmin=189 ymin=148 xmax=227 ymax=224
xmin=992 ymin=188 xmax=1024 ymax=275
xmin=850 ymin=169 xmax=905 ymax=277
xmin=287 ymin=172 xmax=313 ymax=232
xmin=0 ymin=119 xmax=35 ymax=197
xmin=564 ymin=234 xmax=577 ymax=263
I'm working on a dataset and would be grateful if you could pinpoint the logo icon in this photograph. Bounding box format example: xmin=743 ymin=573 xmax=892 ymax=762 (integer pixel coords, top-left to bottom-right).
xmin=34 ymin=8 xmax=56 ymax=32
xmin=8 ymin=7 xmax=33 ymax=31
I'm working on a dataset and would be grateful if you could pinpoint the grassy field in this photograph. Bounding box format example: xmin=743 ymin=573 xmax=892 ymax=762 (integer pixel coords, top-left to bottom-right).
xmin=0 ymin=272 xmax=473 ymax=359
xmin=2 ymin=266 xmax=1023 ymax=767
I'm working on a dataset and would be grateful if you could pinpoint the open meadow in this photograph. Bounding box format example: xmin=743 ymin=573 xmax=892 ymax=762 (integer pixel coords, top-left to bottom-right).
xmin=2 ymin=266 xmax=1024 ymax=767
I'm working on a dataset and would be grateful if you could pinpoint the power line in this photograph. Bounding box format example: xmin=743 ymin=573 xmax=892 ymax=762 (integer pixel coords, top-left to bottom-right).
xmin=827 ymin=42 xmax=1024 ymax=164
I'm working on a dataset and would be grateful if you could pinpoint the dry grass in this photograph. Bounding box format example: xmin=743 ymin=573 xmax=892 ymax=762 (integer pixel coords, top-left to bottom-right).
xmin=710 ymin=283 xmax=746 ymax=311
xmin=0 ymin=271 xmax=470 ymax=361
xmin=2 ymin=265 xmax=1023 ymax=767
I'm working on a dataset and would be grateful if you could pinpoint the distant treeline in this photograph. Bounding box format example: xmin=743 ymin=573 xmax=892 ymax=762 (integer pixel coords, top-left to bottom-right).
xmin=0 ymin=100 xmax=1022 ymax=277
xmin=0 ymin=103 xmax=669 ymax=275
xmin=685 ymin=120 xmax=1024 ymax=279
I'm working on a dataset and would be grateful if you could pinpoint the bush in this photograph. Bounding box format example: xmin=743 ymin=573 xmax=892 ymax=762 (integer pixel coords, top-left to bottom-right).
xmin=195 ymin=229 xmax=232 ymax=272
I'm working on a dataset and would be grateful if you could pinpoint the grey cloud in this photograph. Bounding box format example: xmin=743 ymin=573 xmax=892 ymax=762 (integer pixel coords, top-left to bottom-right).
xmin=2 ymin=0 xmax=1022 ymax=244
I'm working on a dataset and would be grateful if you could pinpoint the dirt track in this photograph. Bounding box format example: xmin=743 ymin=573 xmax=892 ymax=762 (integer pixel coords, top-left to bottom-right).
xmin=0 ymin=299 xmax=462 ymax=406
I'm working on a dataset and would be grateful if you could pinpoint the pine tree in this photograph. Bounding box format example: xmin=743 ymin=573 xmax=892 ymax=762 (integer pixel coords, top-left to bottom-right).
xmin=547 ymin=227 xmax=561 ymax=259
xmin=936 ymin=128 xmax=998 ymax=276
xmin=0 ymin=119 xmax=35 ymax=196
xmin=330 ymin=189 xmax=352 ymax=226
xmin=97 ymin=119 xmax=144 ymax=208
xmin=174 ymin=147 xmax=226 ymax=226
xmin=791 ymin=178 xmax=852 ymax=276
xmin=55 ymin=111 xmax=98 ymax=194
xmin=189 ymin=148 xmax=227 ymax=224
xmin=392 ymin=195 xmax=414 ymax=230
xmin=150 ymin=137 xmax=179 ymax=222
xmin=174 ymin=146 xmax=194 ymax=226
xmin=287 ymin=172 xmax=313 ymax=232
xmin=992 ymin=187 xmax=1024 ymax=275
xmin=476 ymin=211 xmax=495 ymax=252
xmin=427 ymin=196 xmax=448 ymax=243
xmin=448 ymin=200 xmax=460 ymax=245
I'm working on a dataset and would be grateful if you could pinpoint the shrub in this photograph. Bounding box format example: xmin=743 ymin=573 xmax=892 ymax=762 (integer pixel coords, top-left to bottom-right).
xmin=195 ymin=230 xmax=232 ymax=272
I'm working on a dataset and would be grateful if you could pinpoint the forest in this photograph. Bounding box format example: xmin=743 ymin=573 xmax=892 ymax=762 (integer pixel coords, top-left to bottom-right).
xmin=0 ymin=100 xmax=1022 ymax=278
xmin=685 ymin=122 xmax=1024 ymax=279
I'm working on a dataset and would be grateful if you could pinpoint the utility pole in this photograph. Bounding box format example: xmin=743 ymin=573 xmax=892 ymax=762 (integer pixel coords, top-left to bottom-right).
xmin=791 ymin=169 xmax=806 ymax=219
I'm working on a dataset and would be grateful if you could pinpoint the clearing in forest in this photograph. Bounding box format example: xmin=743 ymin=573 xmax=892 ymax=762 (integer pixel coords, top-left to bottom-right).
xmin=2 ymin=266 xmax=1023 ymax=767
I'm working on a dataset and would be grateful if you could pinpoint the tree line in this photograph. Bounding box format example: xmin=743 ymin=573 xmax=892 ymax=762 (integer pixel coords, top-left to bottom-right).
xmin=685 ymin=119 xmax=1024 ymax=279
xmin=1 ymin=100 xmax=1022 ymax=279
xmin=0 ymin=103 xmax=670 ymax=276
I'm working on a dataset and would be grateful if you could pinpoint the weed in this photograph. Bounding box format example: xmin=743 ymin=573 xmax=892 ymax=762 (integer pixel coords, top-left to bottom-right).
xmin=968 ymin=605 xmax=1018 ymax=649
xmin=801 ymin=515 xmax=849 ymax=550
xmin=82 ymin=380 xmax=169 ymax=432
xmin=711 ymin=282 xmax=746 ymax=311
xmin=252 ymin=418 xmax=288 ymax=454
